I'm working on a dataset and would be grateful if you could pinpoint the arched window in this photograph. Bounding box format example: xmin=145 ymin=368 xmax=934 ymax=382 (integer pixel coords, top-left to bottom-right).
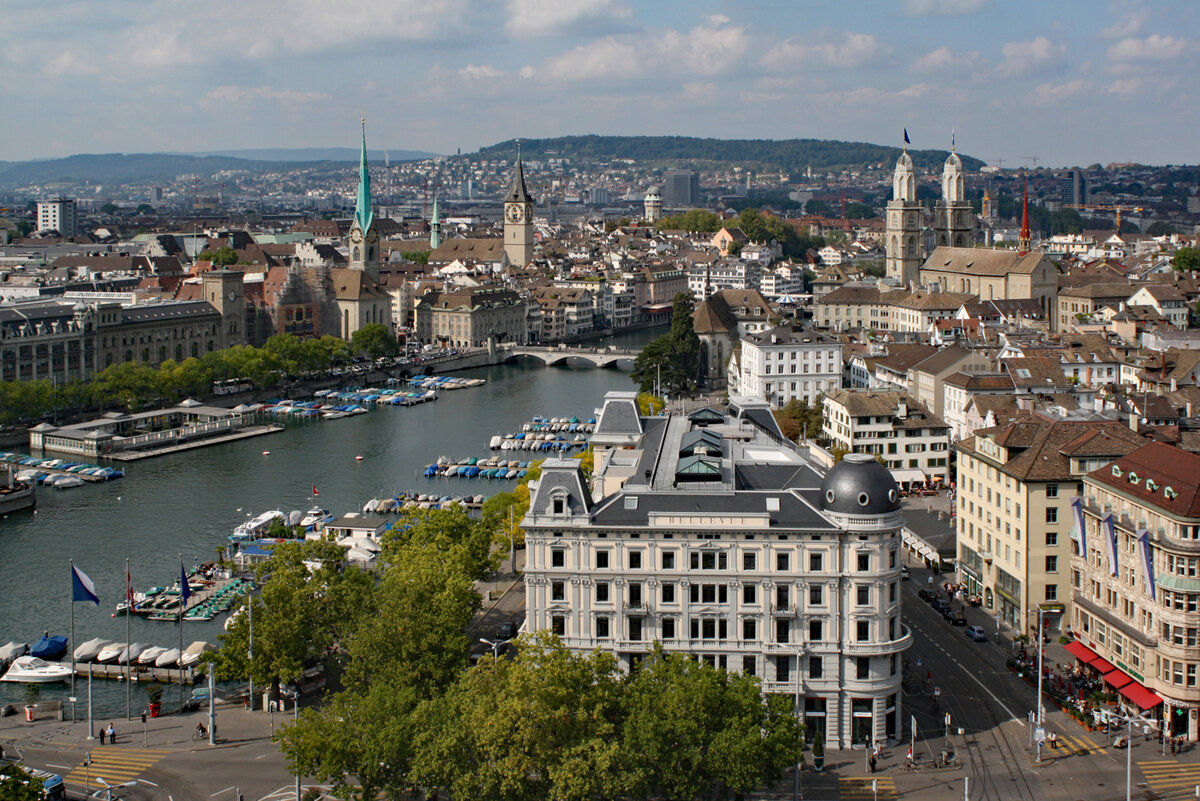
xmin=191 ymin=342 xmax=199 ymax=358
xmin=159 ymin=346 xmax=166 ymax=363
xmin=124 ymin=350 xmax=132 ymax=363
xmin=106 ymin=353 xmax=114 ymax=368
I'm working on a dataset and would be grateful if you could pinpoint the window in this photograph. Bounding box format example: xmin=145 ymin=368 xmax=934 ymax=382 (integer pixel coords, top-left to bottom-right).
xmin=809 ymin=655 xmax=823 ymax=679
xmin=775 ymin=655 xmax=790 ymax=683
xmin=856 ymin=620 xmax=870 ymax=641
xmin=776 ymin=552 xmax=791 ymax=571
xmin=661 ymin=551 xmax=675 ymax=570
xmin=661 ymin=583 xmax=675 ymax=603
xmin=1045 ymin=507 xmax=1058 ymax=524
xmin=743 ymin=552 xmax=757 ymax=570
xmin=662 ymin=617 xmax=676 ymax=639
xmin=628 ymin=582 xmax=643 ymax=605
xmin=595 ymin=550 xmax=610 ymax=569
xmin=743 ymin=655 xmax=757 ymax=677
xmin=629 ymin=550 xmax=643 ymax=569
xmin=856 ymin=585 xmax=870 ymax=606
xmin=809 ymin=619 xmax=823 ymax=641
xmin=856 ymin=657 xmax=870 ymax=680
xmin=551 ymin=615 xmax=565 ymax=636
xmin=775 ymin=619 xmax=790 ymax=643
xmin=857 ymin=553 xmax=870 ymax=572
xmin=628 ymin=618 xmax=643 ymax=641
xmin=551 ymin=549 xmax=565 ymax=567
xmin=595 ymin=582 xmax=610 ymax=603
xmin=1045 ymin=584 xmax=1058 ymax=600
xmin=1046 ymin=532 xmax=1058 ymax=547
xmin=1046 ymin=556 xmax=1058 ymax=573
xmin=776 ymin=586 xmax=790 ymax=607
xmin=810 ymin=552 xmax=823 ymax=571
xmin=1046 ymin=484 xmax=1059 ymax=498
xmin=809 ymin=585 xmax=824 ymax=606
xmin=743 ymin=619 xmax=757 ymax=640
xmin=551 ymin=581 xmax=565 ymax=601
xmin=596 ymin=617 xmax=610 ymax=639
xmin=743 ymin=584 xmax=757 ymax=604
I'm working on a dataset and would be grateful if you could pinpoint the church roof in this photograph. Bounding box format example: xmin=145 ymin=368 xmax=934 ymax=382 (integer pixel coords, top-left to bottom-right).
xmin=331 ymin=268 xmax=388 ymax=301
xmin=354 ymin=120 xmax=374 ymax=234
xmin=692 ymin=293 xmax=737 ymax=335
xmin=922 ymin=246 xmax=1049 ymax=277
xmin=506 ymin=153 xmax=533 ymax=204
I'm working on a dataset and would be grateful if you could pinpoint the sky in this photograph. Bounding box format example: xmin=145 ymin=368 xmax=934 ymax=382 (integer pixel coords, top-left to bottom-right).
xmin=4 ymin=0 xmax=1197 ymax=167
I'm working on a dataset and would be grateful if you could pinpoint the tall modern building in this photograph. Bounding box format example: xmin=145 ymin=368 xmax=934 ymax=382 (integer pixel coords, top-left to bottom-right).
xmin=662 ymin=170 xmax=699 ymax=207
xmin=37 ymin=198 xmax=77 ymax=237
xmin=1060 ymin=169 xmax=1088 ymax=207
xmin=523 ymin=392 xmax=910 ymax=748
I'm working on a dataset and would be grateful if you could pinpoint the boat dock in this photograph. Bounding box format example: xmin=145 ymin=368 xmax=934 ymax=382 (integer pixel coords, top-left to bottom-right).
xmin=135 ymin=574 xmax=252 ymax=622
xmin=74 ymin=663 xmax=202 ymax=684
xmin=107 ymin=424 xmax=283 ymax=462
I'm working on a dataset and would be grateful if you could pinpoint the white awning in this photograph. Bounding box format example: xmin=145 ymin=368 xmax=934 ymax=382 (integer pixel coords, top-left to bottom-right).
xmin=891 ymin=468 xmax=927 ymax=483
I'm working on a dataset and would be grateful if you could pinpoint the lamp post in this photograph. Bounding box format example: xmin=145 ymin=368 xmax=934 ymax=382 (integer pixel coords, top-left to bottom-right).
xmin=246 ymin=586 xmax=254 ymax=712
xmin=479 ymin=638 xmax=511 ymax=659
xmin=1105 ymin=707 xmax=1156 ymax=801
xmin=1030 ymin=608 xmax=1046 ymax=762
xmin=793 ymin=648 xmax=803 ymax=801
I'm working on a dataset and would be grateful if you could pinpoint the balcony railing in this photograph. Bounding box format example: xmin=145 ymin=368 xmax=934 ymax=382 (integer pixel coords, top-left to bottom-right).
xmin=770 ymin=605 xmax=798 ymax=618
xmin=624 ymin=602 xmax=648 ymax=616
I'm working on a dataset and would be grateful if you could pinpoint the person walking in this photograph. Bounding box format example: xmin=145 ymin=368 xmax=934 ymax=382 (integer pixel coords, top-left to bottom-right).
xmin=869 ymin=754 xmax=877 ymax=773
xmin=98 ymin=727 xmax=105 ymax=745
xmin=107 ymin=722 xmax=116 ymax=744
xmin=1049 ymin=731 xmax=1057 ymax=750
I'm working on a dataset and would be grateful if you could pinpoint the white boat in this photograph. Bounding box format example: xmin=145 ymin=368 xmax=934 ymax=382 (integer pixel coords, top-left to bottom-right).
xmin=96 ymin=642 xmax=126 ymax=663
xmin=0 ymin=641 xmax=27 ymax=668
xmin=1 ymin=656 xmax=73 ymax=683
xmin=155 ymin=648 xmax=181 ymax=668
xmin=73 ymin=638 xmax=111 ymax=663
xmin=299 ymin=506 xmax=329 ymax=528
xmin=119 ymin=642 xmax=148 ymax=664
xmin=52 ymin=475 xmax=85 ymax=489
xmin=137 ymin=646 xmax=167 ymax=665
xmin=181 ymin=641 xmax=215 ymax=668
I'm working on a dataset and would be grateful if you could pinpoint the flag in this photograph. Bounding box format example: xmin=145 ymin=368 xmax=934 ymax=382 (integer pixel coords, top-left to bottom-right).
xmin=903 ymin=128 xmax=910 ymax=145
xmin=125 ymin=565 xmax=137 ymax=611
xmin=1138 ymin=531 xmax=1156 ymax=601
xmin=180 ymin=562 xmax=191 ymax=606
xmin=1071 ymin=498 xmax=1087 ymax=556
xmin=312 ymin=485 xmax=319 ymax=496
xmin=951 ymin=128 xmax=956 ymax=149
xmin=71 ymin=564 xmax=99 ymax=605
xmin=1105 ymin=513 xmax=1119 ymax=578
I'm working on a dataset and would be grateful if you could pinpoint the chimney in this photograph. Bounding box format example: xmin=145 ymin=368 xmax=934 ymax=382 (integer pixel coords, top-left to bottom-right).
xmin=897 ymin=398 xmax=908 ymax=419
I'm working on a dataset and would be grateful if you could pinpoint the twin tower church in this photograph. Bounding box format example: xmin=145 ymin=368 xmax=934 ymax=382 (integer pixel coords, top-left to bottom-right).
xmin=885 ymin=145 xmax=974 ymax=286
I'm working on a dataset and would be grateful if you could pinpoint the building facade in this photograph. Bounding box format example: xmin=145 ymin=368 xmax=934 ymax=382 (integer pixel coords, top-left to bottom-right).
xmin=728 ymin=324 xmax=843 ymax=408
xmin=37 ymin=198 xmax=77 ymax=237
xmin=523 ymin=392 xmax=910 ymax=748
xmin=822 ymin=390 xmax=952 ymax=483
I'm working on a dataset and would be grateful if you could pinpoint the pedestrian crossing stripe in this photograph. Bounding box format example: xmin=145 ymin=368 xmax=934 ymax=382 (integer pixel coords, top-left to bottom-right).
xmin=840 ymin=777 xmax=899 ymax=800
xmin=1139 ymin=760 xmax=1200 ymax=792
xmin=65 ymin=747 xmax=171 ymax=789
xmin=1057 ymin=733 xmax=1106 ymax=755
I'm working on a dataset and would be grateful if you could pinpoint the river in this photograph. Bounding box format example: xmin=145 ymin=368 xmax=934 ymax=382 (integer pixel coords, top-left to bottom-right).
xmin=0 ymin=327 xmax=661 ymax=719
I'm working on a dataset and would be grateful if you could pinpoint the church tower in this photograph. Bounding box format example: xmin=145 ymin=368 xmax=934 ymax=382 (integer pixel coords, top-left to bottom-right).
xmin=885 ymin=149 xmax=922 ymax=286
xmin=429 ymin=188 xmax=441 ymax=250
xmin=934 ymin=148 xmax=972 ymax=248
xmin=503 ymin=145 xmax=534 ymax=267
xmin=348 ymin=118 xmax=380 ymax=283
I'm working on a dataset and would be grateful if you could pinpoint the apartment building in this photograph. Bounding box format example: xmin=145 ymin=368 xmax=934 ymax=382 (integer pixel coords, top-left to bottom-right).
xmin=1071 ymin=442 xmax=1200 ymax=741
xmin=822 ymin=390 xmax=951 ymax=483
xmin=727 ymin=324 xmax=843 ymax=408
xmin=955 ymin=417 xmax=1145 ymax=634
xmin=523 ymin=392 xmax=910 ymax=749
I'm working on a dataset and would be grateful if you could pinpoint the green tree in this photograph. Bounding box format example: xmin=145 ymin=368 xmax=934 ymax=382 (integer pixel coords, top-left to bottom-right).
xmin=1175 ymin=247 xmax=1200 ymax=272
xmin=1147 ymin=221 xmax=1177 ymax=237
xmin=349 ymin=323 xmax=399 ymax=361
xmin=656 ymin=209 xmax=722 ymax=232
xmin=805 ymin=198 xmax=830 ymax=215
xmin=0 ymin=763 xmax=45 ymax=801
xmin=400 ymin=250 xmax=431 ymax=264
xmin=100 ymin=202 xmax=119 ymax=215
xmin=197 ymin=245 xmax=240 ymax=266
xmin=136 ymin=203 xmax=155 ymax=215
xmin=774 ymin=397 xmax=825 ymax=441
xmin=631 ymin=293 xmax=700 ymax=396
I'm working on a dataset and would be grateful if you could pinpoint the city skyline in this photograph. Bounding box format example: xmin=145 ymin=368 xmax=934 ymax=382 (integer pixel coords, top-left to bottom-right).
xmin=4 ymin=0 xmax=1197 ymax=167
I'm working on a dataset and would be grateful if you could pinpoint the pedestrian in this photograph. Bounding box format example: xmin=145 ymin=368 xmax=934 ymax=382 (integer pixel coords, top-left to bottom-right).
xmin=98 ymin=727 xmax=105 ymax=745
xmin=1049 ymin=731 xmax=1057 ymax=750
xmin=874 ymin=741 xmax=883 ymax=759
xmin=869 ymin=754 xmax=877 ymax=773
xmin=906 ymin=746 xmax=913 ymax=764
xmin=107 ymin=722 xmax=116 ymax=744
xmin=1144 ymin=724 xmax=1151 ymax=742
xmin=1171 ymin=738 xmax=1177 ymax=755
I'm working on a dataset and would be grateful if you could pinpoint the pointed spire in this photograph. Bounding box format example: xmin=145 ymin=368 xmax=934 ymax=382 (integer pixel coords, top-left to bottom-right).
xmin=354 ymin=115 xmax=373 ymax=234
xmin=1019 ymin=174 xmax=1031 ymax=255
xmin=430 ymin=186 xmax=441 ymax=249
xmin=506 ymin=139 xmax=533 ymax=204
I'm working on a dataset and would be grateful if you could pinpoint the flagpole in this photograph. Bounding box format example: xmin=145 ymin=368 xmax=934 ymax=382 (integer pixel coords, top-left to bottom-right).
xmin=179 ymin=553 xmax=185 ymax=713
xmin=87 ymin=664 xmax=93 ymax=740
xmin=69 ymin=560 xmax=76 ymax=724
xmin=125 ymin=557 xmax=131 ymax=722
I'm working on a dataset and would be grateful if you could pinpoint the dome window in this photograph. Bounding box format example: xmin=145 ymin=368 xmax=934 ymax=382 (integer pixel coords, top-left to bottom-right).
xmin=858 ymin=492 xmax=871 ymax=507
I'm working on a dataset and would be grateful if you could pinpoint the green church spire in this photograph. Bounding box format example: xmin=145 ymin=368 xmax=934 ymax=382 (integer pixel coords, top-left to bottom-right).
xmin=354 ymin=116 xmax=373 ymax=234
xmin=430 ymin=187 xmax=441 ymax=249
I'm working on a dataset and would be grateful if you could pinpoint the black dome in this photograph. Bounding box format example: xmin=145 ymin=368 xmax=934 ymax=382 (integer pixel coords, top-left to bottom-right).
xmin=820 ymin=453 xmax=900 ymax=515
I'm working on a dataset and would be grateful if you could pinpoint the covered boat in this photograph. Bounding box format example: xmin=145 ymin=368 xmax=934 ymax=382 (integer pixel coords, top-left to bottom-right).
xmin=73 ymin=638 xmax=111 ymax=663
xmin=30 ymin=634 xmax=68 ymax=660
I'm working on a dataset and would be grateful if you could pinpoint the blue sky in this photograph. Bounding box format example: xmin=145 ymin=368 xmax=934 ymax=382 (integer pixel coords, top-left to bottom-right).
xmin=4 ymin=0 xmax=1196 ymax=166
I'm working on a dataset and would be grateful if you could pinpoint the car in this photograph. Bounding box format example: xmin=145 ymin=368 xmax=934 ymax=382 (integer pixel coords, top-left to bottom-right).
xmin=931 ymin=598 xmax=950 ymax=614
xmin=965 ymin=625 xmax=987 ymax=642
xmin=496 ymin=620 xmax=517 ymax=640
xmin=900 ymin=566 xmax=910 ymax=580
xmin=950 ymin=610 xmax=967 ymax=626
xmin=917 ymin=588 xmax=932 ymax=602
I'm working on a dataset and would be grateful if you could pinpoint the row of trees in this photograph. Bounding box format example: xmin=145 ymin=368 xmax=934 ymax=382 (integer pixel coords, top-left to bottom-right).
xmin=0 ymin=325 xmax=399 ymax=423
xmin=653 ymin=208 xmax=824 ymax=259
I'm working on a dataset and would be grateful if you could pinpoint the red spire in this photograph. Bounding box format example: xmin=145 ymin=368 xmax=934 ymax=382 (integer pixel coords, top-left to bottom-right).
xmin=1018 ymin=175 xmax=1031 ymax=255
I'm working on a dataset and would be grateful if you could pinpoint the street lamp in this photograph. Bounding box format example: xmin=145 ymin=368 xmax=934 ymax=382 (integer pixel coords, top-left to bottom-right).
xmin=479 ymin=638 xmax=511 ymax=659
xmin=793 ymin=646 xmax=805 ymax=801
xmin=1030 ymin=608 xmax=1047 ymax=763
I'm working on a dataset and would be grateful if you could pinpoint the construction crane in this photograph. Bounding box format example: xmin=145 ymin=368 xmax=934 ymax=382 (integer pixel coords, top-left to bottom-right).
xmin=1022 ymin=156 xmax=1040 ymax=169
xmin=1065 ymin=203 xmax=1144 ymax=230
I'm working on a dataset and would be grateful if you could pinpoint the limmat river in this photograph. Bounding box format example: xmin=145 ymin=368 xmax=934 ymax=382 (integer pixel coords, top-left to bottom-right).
xmin=0 ymin=328 xmax=661 ymax=719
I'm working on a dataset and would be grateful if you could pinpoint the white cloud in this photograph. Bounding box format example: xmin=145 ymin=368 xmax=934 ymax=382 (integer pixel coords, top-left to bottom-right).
xmin=504 ymin=0 xmax=634 ymax=37
xmin=201 ymin=85 xmax=331 ymax=108
xmin=535 ymin=36 xmax=643 ymax=81
xmin=761 ymin=32 xmax=891 ymax=71
xmin=1107 ymin=34 xmax=1189 ymax=62
xmin=997 ymin=36 xmax=1065 ymax=77
xmin=656 ymin=19 xmax=748 ymax=76
xmin=459 ymin=64 xmax=504 ymax=80
xmin=1107 ymin=78 xmax=1143 ymax=94
xmin=1027 ymin=79 xmax=1090 ymax=105
xmin=903 ymin=0 xmax=987 ymax=14
xmin=825 ymin=83 xmax=931 ymax=106
xmin=1100 ymin=7 xmax=1147 ymax=38
xmin=910 ymin=46 xmax=983 ymax=72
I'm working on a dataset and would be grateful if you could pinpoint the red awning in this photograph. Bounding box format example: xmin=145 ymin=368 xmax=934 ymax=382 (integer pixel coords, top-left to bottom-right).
xmin=1103 ymin=668 xmax=1134 ymax=690
xmin=1088 ymin=655 xmax=1117 ymax=673
xmin=1064 ymin=640 xmax=1097 ymax=662
xmin=1119 ymin=682 xmax=1164 ymax=709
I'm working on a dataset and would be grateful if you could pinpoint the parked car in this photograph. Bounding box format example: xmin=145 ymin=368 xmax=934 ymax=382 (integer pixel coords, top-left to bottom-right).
xmin=496 ymin=620 xmax=517 ymax=640
xmin=931 ymin=598 xmax=951 ymax=615
xmin=900 ymin=566 xmax=910 ymax=581
xmin=950 ymin=610 xmax=967 ymax=626
xmin=965 ymin=625 xmax=987 ymax=642
xmin=917 ymin=588 xmax=932 ymax=602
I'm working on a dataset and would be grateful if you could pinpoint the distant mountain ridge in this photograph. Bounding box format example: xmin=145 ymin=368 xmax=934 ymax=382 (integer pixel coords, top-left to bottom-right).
xmin=477 ymin=135 xmax=984 ymax=173
xmin=184 ymin=147 xmax=440 ymax=162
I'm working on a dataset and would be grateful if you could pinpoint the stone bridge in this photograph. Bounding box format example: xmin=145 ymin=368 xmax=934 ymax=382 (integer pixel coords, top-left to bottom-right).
xmin=498 ymin=344 xmax=641 ymax=368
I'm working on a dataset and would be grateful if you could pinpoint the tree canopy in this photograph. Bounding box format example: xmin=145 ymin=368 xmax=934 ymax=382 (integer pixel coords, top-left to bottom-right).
xmin=1175 ymin=247 xmax=1200 ymax=272
xmin=631 ymin=293 xmax=700 ymax=396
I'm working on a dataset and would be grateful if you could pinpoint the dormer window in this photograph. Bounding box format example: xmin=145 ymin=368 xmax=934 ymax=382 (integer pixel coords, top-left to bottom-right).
xmin=1145 ymin=479 xmax=1158 ymax=492
xmin=551 ymin=490 xmax=568 ymax=515
xmin=1128 ymin=472 xmax=1140 ymax=485
xmin=1112 ymin=466 xmax=1124 ymax=478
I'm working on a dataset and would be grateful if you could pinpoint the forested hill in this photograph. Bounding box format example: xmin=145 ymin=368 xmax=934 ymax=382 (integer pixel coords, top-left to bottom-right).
xmin=478 ymin=135 xmax=983 ymax=173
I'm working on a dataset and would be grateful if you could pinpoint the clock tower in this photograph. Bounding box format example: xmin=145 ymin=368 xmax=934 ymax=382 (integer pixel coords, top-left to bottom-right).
xmin=348 ymin=118 xmax=381 ymax=282
xmin=503 ymin=144 xmax=534 ymax=267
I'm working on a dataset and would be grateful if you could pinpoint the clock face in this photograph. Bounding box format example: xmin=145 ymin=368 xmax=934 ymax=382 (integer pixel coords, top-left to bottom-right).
xmin=506 ymin=204 xmax=523 ymax=223
xmin=350 ymin=227 xmax=363 ymax=244
xmin=228 ymin=291 xmax=237 ymax=302
xmin=366 ymin=228 xmax=379 ymax=244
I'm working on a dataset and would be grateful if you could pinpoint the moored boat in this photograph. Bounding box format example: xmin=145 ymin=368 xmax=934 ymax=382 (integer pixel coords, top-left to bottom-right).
xmin=97 ymin=642 xmax=126 ymax=663
xmin=155 ymin=648 xmax=181 ymax=668
xmin=73 ymin=637 xmax=111 ymax=662
xmin=181 ymin=641 xmax=215 ymax=668
xmin=137 ymin=646 xmax=167 ymax=665
xmin=1 ymin=656 xmax=73 ymax=683
xmin=30 ymin=634 xmax=68 ymax=660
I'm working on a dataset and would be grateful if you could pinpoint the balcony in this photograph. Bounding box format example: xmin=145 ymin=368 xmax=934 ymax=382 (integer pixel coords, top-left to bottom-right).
xmin=771 ymin=605 xmax=798 ymax=618
xmin=624 ymin=602 xmax=649 ymax=616
xmin=844 ymin=626 xmax=913 ymax=656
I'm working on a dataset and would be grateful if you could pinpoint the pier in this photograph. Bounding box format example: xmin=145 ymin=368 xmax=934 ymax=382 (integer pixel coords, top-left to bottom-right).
xmin=74 ymin=663 xmax=202 ymax=684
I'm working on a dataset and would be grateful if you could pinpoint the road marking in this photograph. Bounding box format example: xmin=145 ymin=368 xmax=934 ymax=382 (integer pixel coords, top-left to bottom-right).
xmin=1056 ymin=733 xmax=1106 ymax=755
xmin=65 ymin=746 xmax=169 ymax=790
xmin=1139 ymin=760 xmax=1200 ymax=793
xmin=840 ymin=777 xmax=898 ymax=800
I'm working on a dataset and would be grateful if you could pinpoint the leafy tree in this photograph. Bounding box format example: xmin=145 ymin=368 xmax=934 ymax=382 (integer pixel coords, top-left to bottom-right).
xmin=1175 ymin=247 xmax=1200 ymax=272
xmin=636 ymin=392 xmax=666 ymax=416
xmin=349 ymin=323 xmax=399 ymax=360
xmin=844 ymin=202 xmax=874 ymax=219
xmin=100 ymin=202 xmax=119 ymax=215
xmin=774 ymin=397 xmax=825 ymax=441
xmin=805 ymin=198 xmax=830 ymax=215
xmin=631 ymin=293 xmax=700 ymax=396
xmin=859 ymin=260 xmax=886 ymax=278
xmin=400 ymin=250 xmax=431 ymax=264
xmin=655 ymin=209 xmax=722 ymax=232
xmin=197 ymin=245 xmax=240 ymax=266
xmin=135 ymin=203 xmax=155 ymax=215
xmin=0 ymin=763 xmax=45 ymax=801
xmin=1146 ymin=221 xmax=1176 ymax=237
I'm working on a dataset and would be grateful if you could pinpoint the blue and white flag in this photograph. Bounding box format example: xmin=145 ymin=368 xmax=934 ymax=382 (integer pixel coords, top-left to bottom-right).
xmin=1138 ymin=530 xmax=1156 ymax=601
xmin=180 ymin=562 xmax=191 ymax=605
xmin=71 ymin=564 xmax=99 ymax=606
xmin=1104 ymin=513 xmax=1119 ymax=577
xmin=903 ymin=128 xmax=911 ymax=145
xmin=1071 ymin=497 xmax=1087 ymax=555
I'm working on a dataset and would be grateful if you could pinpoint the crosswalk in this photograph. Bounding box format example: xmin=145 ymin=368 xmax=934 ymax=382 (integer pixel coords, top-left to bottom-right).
xmin=1054 ymin=732 xmax=1107 ymax=756
xmin=839 ymin=777 xmax=899 ymax=800
xmin=64 ymin=746 xmax=171 ymax=792
xmin=1139 ymin=760 xmax=1200 ymax=795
